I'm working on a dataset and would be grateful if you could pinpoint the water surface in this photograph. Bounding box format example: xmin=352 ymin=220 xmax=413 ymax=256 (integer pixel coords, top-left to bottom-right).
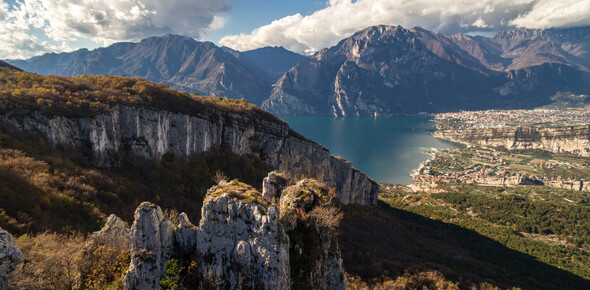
xmin=281 ymin=116 xmax=460 ymax=184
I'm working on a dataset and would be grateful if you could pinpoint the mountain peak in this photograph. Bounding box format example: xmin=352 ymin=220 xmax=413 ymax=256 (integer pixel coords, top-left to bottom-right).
xmin=139 ymin=34 xmax=199 ymax=45
xmin=354 ymin=24 xmax=407 ymax=38
xmin=264 ymin=25 xmax=590 ymax=116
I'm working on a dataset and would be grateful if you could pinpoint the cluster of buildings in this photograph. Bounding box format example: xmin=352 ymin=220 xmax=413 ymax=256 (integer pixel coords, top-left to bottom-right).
xmin=434 ymin=107 xmax=590 ymax=129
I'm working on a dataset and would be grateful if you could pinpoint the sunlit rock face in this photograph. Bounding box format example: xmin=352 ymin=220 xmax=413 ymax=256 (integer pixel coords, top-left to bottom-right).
xmin=197 ymin=193 xmax=290 ymax=289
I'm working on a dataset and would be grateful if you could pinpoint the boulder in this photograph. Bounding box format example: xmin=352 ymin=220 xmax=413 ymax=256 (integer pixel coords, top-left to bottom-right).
xmin=88 ymin=214 xmax=130 ymax=249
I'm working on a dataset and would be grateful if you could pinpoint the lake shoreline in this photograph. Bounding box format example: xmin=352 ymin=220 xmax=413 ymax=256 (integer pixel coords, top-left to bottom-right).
xmin=281 ymin=115 xmax=461 ymax=185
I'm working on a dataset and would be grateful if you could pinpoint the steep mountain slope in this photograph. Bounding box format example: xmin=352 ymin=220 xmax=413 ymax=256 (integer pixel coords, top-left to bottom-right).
xmin=223 ymin=46 xmax=307 ymax=83
xmin=263 ymin=25 xmax=590 ymax=116
xmin=8 ymin=35 xmax=272 ymax=104
xmin=0 ymin=60 xmax=22 ymax=71
xmin=492 ymin=27 xmax=590 ymax=71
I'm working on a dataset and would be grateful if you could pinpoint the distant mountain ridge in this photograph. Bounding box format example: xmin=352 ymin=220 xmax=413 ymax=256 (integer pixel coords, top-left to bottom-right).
xmin=7 ymin=35 xmax=305 ymax=105
xmin=263 ymin=25 xmax=590 ymax=116
xmin=222 ymin=46 xmax=306 ymax=83
xmin=6 ymin=26 xmax=590 ymax=115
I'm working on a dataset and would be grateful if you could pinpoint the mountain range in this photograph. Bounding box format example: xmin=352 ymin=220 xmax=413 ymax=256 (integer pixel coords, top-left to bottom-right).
xmin=7 ymin=35 xmax=304 ymax=105
xmin=6 ymin=25 xmax=590 ymax=115
xmin=263 ymin=25 xmax=590 ymax=116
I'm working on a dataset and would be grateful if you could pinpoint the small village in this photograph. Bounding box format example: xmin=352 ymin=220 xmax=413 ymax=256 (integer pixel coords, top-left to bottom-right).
xmin=413 ymin=146 xmax=590 ymax=191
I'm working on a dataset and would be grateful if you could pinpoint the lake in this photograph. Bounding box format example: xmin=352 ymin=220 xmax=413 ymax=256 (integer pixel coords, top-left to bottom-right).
xmin=281 ymin=116 xmax=461 ymax=184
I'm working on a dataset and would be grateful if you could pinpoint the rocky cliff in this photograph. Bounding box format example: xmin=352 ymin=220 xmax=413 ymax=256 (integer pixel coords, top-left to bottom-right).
xmin=92 ymin=173 xmax=345 ymax=289
xmin=0 ymin=103 xmax=377 ymax=206
xmin=0 ymin=228 xmax=22 ymax=289
xmin=434 ymin=125 xmax=590 ymax=157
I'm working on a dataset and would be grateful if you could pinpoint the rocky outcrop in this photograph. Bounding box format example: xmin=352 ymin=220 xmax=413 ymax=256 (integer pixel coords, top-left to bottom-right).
xmin=0 ymin=104 xmax=378 ymax=205
xmin=262 ymin=172 xmax=288 ymax=203
xmin=124 ymin=202 xmax=176 ymax=290
xmin=0 ymin=227 xmax=23 ymax=289
xmin=434 ymin=125 xmax=590 ymax=157
xmin=174 ymin=213 xmax=197 ymax=255
xmin=411 ymin=175 xmax=589 ymax=193
xmin=113 ymin=173 xmax=345 ymax=289
xmin=88 ymin=214 xmax=130 ymax=248
xmin=197 ymin=188 xmax=290 ymax=289
xmin=279 ymin=180 xmax=345 ymax=290
xmin=545 ymin=179 xmax=590 ymax=192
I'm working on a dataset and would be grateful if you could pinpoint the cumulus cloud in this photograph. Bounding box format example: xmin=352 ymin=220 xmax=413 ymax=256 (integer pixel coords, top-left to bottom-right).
xmin=220 ymin=0 xmax=590 ymax=54
xmin=0 ymin=0 xmax=230 ymax=59
xmin=510 ymin=0 xmax=590 ymax=29
xmin=0 ymin=1 xmax=66 ymax=60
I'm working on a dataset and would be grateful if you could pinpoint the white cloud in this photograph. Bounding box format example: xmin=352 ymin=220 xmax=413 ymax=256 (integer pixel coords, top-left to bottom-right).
xmin=220 ymin=0 xmax=590 ymax=54
xmin=472 ymin=17 xmax=490 ymax=28
xmin=510 ymin=0 xmax=590 ymax=29
xmin=205 ymin=15 xmax=228 ymax=34
xmin=0 ymin=0 xmax=230 ymax=59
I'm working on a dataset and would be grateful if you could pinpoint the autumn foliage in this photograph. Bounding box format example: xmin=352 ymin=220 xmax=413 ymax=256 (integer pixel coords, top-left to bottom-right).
xmin=0 ymin=67 xmax=265 ymax=118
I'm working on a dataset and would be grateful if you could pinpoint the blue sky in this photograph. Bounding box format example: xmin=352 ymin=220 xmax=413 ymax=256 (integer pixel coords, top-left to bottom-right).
xmin=1 ymin=0 xmax=589 ymax=59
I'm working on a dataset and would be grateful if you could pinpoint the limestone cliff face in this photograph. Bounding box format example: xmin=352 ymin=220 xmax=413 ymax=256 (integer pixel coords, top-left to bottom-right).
xmin=0 ymin=104 xmax=377 ymax=205
xmin=197 ymin=193 xmax=290 ymax=289
xmin=434 ymin=125 xmax=590 ymax=157
xmin=124 ymin=202 xmax=176 ymax=289
xmin=0 ymin=227 xmax=23 ymax=289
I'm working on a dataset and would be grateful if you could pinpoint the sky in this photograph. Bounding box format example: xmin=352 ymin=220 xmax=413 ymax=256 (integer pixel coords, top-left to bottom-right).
xmin=1 ymin=0 xmax=590 ymax=59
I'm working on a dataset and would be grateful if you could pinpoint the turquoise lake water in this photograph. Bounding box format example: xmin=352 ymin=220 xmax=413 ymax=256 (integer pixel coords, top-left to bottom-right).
xmin=281 ymin=116 xmax=461 ymax=185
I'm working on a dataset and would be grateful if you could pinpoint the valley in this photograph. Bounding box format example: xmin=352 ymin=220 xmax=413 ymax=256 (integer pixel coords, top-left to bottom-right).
xmin=2 ymin=19 xmax=590 ymax=289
